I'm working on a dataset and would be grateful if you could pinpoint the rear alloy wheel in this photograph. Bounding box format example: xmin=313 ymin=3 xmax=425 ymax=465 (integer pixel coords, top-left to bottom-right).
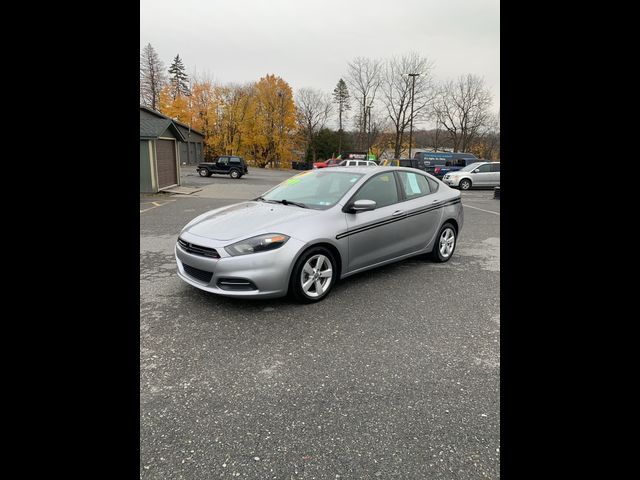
xmin=431 ymin=223 xmax=457 ymax=263
xmin=198 ymin=169 xmax=208 ymax=177
xmin=290 ymin=247 xmax=336 ymax=303
xmin=459 ymin=179 xmax=471 ymax=190
xmin=230 ymin=169 xmax=240 ymax=179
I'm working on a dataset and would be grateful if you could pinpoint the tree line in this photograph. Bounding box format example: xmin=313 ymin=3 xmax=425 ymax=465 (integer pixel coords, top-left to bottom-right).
xmin=140 ymin=44 xmax=499 ymax=166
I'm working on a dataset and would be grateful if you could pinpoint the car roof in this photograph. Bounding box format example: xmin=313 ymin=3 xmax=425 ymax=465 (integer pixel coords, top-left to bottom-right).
xmin=327 ymin=165 xmax=442 ymax=178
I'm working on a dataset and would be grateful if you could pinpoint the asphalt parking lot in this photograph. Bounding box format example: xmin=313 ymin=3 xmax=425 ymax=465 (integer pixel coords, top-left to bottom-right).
xmin=140 ymin=167 xmax=500 ymax=479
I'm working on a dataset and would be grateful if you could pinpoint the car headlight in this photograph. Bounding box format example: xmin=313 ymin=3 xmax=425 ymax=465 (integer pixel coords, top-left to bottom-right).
xmin=225 ymin=233 xmax=290 ymax=256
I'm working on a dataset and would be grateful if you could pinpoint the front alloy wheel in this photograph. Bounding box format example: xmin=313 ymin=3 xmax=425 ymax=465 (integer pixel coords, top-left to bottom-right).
xmin=198 ymin=169 xmax=208 ymax=177
xmin=459 ymin=179 xmax=471 ymax=190
xmin=301 ymin=254 xmax=333 ymax=298
xmin=290 ymin=247 xmax=337 ymax=303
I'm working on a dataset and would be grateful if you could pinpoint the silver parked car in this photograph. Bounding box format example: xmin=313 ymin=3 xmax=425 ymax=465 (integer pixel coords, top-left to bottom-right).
xmin=442 ymin=161 xmax=500 ymax=190
xmin=176 ymin=167 xmax=463 ymax=302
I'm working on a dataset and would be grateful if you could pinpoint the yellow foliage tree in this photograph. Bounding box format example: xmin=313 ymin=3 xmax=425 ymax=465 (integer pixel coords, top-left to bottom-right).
xmin=156 ymin=74 xmax=297 ymax=167
xmin=245 ymin=74 xmax=297 ymax=168
xmin=187 ymin=79 xmax=223 ymax=160
xmin=158 ymin=86 xmax=190 ymax=124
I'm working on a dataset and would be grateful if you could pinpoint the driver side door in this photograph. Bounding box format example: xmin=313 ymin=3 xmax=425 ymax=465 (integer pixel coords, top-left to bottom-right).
xmin=470 ymin=163 xmax=492 ymax=186
xmin=214 ymin=156 xmax=230 ymax=174
xmin=343 ymin=172 xmax=405 ymax=272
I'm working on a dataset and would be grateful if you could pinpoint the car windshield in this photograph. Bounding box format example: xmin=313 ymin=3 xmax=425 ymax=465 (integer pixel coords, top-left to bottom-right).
xmin=458 ymin=162 xmax=484 ymax=172
xmin=261 ymin=170 xmax=364 ymax=209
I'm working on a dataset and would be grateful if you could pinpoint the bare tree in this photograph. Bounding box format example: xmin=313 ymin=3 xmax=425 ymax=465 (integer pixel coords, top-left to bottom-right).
xmin=380 ymin=52 xmax=436 ymax=158
xmin=345 ymin=57 xmax=383 ymax=149
xmin=295 ymin=88 xmax=333 ymax=162
xmin=140 ymin=43 xmax=167 ymax=110
xmin=435 ymin=74 xmax=493 ymax=153
xmin=472 ymin=112 xmax=500 ymax=160
xmin=366 ymin=109 xmax=392 ymax=160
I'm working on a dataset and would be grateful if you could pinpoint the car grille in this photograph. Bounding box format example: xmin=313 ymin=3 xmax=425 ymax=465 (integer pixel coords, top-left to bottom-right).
xmin=182 ymin=263 xmax=214 ymax=284
xmin=177 ymin=237 xmax=220 ymax=258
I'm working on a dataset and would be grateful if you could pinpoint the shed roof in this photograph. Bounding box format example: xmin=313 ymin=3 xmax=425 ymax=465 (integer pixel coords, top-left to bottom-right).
xmin=140 ymin=105 xmax=204 ymax=140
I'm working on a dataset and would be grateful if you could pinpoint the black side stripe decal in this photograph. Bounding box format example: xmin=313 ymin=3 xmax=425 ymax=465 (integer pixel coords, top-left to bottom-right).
xmin=336 ymin=198 xmax=461 ymax=239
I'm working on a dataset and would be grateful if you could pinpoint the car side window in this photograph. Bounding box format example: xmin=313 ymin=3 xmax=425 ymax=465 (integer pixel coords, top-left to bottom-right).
xmin=397 ymin=171 xmax=431 ymax=200
xmin=491 ymin=163 xmax=500 ymax=172
xmin=357 ymin=161 xmax=366 ymax=166
xmin=427 ymin=178 xmax=439 ymax=192
xmin=352 ymin=172 xmax=398 ymax=208
xmin=230 ymin=158 xmax=241 ymax=165
xmin=218 ymin=157 xmax=229 ymax=165
xmin=475 ymin=164 xmax=491 ymax=173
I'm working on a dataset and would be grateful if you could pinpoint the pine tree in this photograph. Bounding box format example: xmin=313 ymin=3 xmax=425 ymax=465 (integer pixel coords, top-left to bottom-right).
xmin=168 ymin=54 xmax=190 ymax=100
xmin=140 ymin=43 xmax=167 ymax=110
xmin=332 ymin=78 xmax=351 ymax=154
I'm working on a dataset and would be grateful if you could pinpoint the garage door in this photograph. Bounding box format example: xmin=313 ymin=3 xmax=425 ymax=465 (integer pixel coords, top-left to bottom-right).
xmin=156 ymin=139 xmax=178 ymax=189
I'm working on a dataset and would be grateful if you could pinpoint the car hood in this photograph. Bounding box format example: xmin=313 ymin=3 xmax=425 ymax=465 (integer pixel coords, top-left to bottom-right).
xmin=182 ymin=201 xmax=322 ymax=241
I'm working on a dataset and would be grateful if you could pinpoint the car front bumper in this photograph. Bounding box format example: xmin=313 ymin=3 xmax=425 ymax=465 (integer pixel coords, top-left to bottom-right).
xmin=442 ymin=177 xmax=460 ymax=186
xmin=175 ymin=236 xmax=306 ymax=299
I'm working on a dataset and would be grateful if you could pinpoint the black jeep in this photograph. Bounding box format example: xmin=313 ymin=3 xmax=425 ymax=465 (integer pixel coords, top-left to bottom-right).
xmin=197 ymin=156 xmax=248 ymax=179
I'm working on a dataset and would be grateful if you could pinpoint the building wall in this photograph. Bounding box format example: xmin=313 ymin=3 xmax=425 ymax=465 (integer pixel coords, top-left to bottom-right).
xmin=140 ymin=140 xmax=154 ymax=193
xmin=179 ymin=140 xmax=204 ymax=165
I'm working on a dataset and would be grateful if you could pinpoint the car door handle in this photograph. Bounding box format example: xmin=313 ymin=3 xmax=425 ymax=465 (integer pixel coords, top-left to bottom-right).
xmin=392 ymin=210 xmax=404 ymax=216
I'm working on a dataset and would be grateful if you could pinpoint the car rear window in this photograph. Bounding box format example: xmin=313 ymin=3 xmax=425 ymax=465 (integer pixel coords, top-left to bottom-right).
xmin=397 ymin=171 xmax=432 ymax=199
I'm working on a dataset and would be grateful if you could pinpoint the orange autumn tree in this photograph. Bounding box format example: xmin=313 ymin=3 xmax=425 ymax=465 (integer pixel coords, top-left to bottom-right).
xmin=158 ymin=85 xmax=190 ymax=124
xmin=156 ymin=74 xmax=297 ymax=167
xmin=245 ymin=74 xmax=296 ymax=168
xmin=186 ymin=78 xmax=224 ymax=160
xmin=216 ymin=83 xmax=255 ymax=158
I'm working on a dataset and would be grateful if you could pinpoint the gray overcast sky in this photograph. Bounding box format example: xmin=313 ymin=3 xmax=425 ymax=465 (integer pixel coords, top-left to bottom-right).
xmin=141 ymin=0 xmax=499 ymax=129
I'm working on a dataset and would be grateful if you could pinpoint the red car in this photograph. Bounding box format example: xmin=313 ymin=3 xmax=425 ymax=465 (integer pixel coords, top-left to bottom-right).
xmin=312 ymin=158 xmax=342 ymax=169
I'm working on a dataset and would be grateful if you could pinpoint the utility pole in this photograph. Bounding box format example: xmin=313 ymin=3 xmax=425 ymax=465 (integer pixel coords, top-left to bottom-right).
xmin=406 ymin=73 xmax=419 ymax=160
xmin=365 ymin=105 xmax=372 ymax=160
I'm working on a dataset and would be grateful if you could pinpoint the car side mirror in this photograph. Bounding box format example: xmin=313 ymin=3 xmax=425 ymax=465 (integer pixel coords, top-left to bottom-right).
xmin=350 ymin=199 xmax=376 ymax=213
xmin=472 ymin=169 xmax=479 ymax=173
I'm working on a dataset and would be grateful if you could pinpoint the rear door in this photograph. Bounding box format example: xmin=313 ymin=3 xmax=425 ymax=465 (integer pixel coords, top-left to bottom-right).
xmin=395 ymin=170 xmax=441 ymax=252
xmin=489 ymin=163 xmax=500 ymax=185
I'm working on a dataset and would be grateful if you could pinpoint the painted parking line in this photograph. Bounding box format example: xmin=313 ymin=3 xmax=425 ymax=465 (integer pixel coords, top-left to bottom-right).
xmin=140 ymin=199 xmax=176 ymax=213
xmin=462 ymin=203 xmax=500 ymax=216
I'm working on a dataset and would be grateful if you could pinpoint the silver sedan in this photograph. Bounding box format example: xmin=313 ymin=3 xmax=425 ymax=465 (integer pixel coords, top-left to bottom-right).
xmin=175 ymin=167 xmax=463 ymax=302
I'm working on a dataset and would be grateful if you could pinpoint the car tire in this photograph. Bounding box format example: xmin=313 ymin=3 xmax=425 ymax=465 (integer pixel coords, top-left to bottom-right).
xmin=289 ymin=246 xmax=337 ymax=303
xmin=459 ymin=179 xmax=471 ymax=190
xmin=198 ymin=169 xmax=208 ymax=177
xmin=230 ymin=169 xmax=240 ymax=179
xmin=430 ymin=222 xmax=457 ymax=263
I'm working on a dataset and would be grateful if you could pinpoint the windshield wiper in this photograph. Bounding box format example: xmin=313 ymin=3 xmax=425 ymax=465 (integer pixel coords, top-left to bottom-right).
xmin=270 ymin=199 xmax=308 ymax=209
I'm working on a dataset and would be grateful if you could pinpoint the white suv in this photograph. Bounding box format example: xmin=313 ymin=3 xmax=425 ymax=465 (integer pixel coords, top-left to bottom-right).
xmin=337 ymin=160 xmax=377 ymax=167
xmin=443 ymin=161 xmax=500 ymax=190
